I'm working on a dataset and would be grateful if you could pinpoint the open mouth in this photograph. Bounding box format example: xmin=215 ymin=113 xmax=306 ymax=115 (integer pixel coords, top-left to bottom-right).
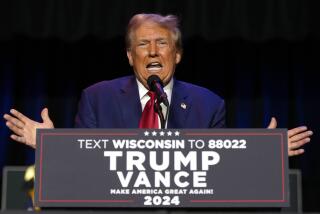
xmin=146 ymin=62 xmax=163 ymax=72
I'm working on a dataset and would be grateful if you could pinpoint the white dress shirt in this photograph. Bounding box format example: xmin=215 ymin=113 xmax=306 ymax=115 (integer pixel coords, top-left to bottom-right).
xmin=136 ymin=78 xmax=173 ymax=128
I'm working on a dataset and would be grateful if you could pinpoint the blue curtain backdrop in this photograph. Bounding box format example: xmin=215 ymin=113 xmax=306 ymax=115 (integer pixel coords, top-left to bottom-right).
xmin=0 ymin=0 xmax=319 ymax=211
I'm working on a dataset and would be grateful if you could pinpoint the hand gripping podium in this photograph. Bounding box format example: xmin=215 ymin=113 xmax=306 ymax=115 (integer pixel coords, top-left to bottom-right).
xmin=34 ymin=129 xmax=289 ymax=209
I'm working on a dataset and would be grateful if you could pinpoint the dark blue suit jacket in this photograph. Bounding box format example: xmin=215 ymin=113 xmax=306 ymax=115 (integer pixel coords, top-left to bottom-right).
xmin=75 ymin=76 xmax=225 ymax=128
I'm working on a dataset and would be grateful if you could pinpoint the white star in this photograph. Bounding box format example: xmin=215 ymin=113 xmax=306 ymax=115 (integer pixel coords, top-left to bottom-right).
xmin=152 ymin=131 xmax=157 ymax=136
xmin=174 ymin=131 xmax=180 ymax=136
xmin=160 ymin=131 xmax=165 ymax=136
xmin=144 ymin=131 xmax=149 ymax=136
xmin=167 ymin=131 xmax=172 ymax=136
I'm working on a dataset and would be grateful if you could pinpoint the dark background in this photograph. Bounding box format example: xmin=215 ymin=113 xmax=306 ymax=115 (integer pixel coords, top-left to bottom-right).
xmin=0 ymin=0 xmax=319 ymax=211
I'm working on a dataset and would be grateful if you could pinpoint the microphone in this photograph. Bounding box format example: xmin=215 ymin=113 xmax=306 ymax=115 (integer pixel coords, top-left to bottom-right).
xmin=147 ymin=75 xmax=169 ymax=107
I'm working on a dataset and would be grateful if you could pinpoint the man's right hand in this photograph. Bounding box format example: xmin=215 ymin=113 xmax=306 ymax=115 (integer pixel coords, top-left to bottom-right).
xmin=3 ymin=108 xmax=54 ymax=149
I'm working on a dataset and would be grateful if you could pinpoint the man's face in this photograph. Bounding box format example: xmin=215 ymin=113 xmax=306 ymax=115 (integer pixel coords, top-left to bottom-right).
xmin=127 ymin=21 xmax=181 ymax=88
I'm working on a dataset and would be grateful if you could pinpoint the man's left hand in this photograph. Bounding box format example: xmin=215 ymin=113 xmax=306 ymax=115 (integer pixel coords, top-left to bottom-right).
xmin=267 ymin=117 xmax=313 ymax=156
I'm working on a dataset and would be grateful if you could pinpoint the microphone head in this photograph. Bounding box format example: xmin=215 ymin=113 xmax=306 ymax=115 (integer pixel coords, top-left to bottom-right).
xmin=147 ymin=75 xmax=163 ymax=91
xmin=147 ymin=75 xmax=169 ymax=106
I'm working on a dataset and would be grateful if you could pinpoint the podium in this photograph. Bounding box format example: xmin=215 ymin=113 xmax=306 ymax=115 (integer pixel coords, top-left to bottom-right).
xmin=2 ymin=128 xmax=299 ymax=212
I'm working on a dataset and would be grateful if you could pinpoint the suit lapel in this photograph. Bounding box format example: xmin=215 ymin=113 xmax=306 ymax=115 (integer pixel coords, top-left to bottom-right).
xmin=167 ymin=80 xmax=191 ymax=128
xmin=116 ymin=77 xmax=191 ymax=128
xmin=118 ymin=76 xmax=142 ymax=128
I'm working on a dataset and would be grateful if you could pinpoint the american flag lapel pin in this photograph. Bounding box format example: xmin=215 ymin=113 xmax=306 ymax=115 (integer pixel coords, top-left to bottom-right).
xmin=180 ymin=103 xmax=187 ymax=109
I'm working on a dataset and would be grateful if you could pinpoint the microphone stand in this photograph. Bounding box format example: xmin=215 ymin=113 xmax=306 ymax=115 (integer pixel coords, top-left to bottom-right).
xmin=154 ymin=101 xmax=166 ymax=129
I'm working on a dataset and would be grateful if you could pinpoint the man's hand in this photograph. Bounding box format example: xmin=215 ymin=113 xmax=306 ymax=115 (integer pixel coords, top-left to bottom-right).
xmin=3 ymin=108 xmax=54 ymax=149
xmin=267 ymin=117 xmax=313 ymax=157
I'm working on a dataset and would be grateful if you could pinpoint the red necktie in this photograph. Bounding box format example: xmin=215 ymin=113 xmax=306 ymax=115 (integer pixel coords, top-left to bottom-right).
xmin=139 ymin=91 xmax=159 ymax=128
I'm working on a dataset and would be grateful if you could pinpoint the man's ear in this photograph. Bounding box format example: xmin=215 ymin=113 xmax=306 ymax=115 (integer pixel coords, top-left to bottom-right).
xmin=127 ymin=50 xmax=133 ymax=66
xmin=175 ymin=51 xmax=182 ymax=64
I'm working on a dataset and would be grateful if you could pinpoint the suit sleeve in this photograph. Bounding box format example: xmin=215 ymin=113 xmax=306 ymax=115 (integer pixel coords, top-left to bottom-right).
xmin=74 ymin=90 xmax=97 ymax=128
xmin=210 ymin=99 xmax=226 ymax=128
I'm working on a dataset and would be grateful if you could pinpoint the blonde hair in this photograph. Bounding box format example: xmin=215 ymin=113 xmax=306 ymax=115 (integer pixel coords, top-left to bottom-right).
xmin=125 ymin=13 xmax=182 ymax=53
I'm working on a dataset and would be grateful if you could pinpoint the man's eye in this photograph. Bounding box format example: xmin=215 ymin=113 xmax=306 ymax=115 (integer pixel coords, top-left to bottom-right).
xmin=138 ymin=42 xmax=147 ymax=46
xmin=158 ymin=41 xmax=168 ymax=45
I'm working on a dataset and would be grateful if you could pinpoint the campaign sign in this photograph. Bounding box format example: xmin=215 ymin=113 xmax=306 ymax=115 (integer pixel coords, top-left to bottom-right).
xmin=35 ymin=129 xmax=289 ymax=208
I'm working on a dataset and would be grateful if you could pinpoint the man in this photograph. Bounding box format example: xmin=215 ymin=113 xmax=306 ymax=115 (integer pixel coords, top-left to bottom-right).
xmin=3 ymin=13 xmax=312 ymax=156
